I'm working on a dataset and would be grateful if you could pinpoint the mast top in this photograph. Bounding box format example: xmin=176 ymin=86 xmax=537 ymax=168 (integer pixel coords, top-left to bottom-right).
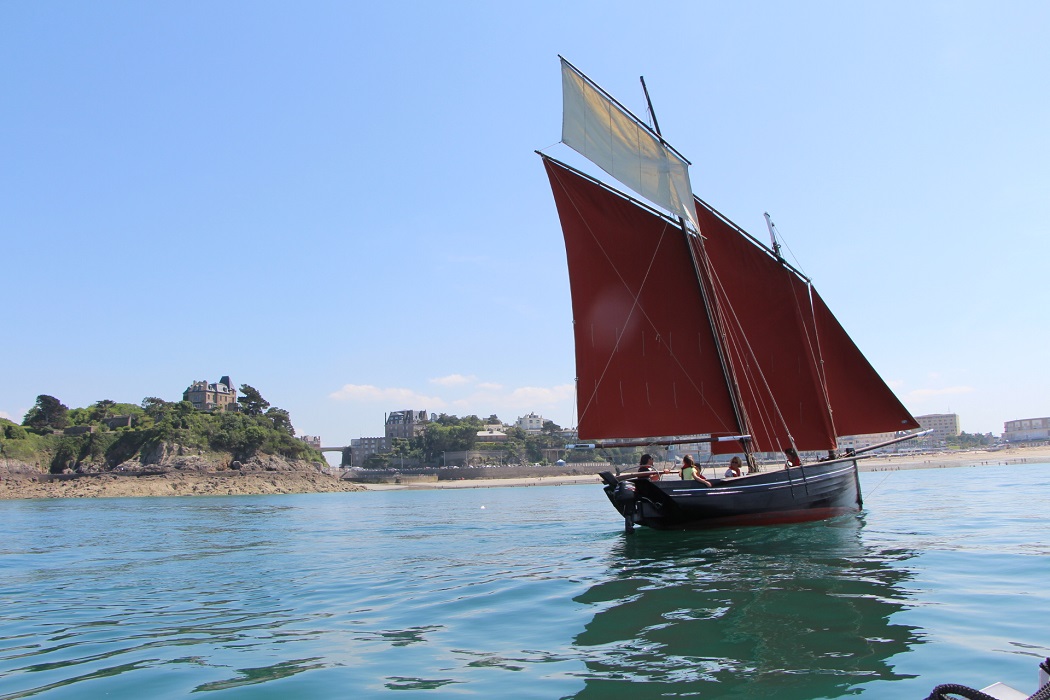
xmin=764 ymin=212 xmax=783 ymax=260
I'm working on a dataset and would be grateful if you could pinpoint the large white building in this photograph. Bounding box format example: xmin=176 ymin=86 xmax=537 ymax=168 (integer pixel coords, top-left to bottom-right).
xmin=915 ymin=413 xmax=961 ymax=443
xmin=515 ymin=412 xmax=545 ymax=433
xmin=1003 ymin=417 xmax=1050 ymax=442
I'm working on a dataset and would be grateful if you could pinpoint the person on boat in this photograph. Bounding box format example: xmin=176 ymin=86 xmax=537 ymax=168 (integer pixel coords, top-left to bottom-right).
xmin=680 ymin=455 xmax=711 ymax=486
xmin=638 ymin=453 xmax=660 ymax=480
xmin=724 ymin=456 xmax=743 ymax=478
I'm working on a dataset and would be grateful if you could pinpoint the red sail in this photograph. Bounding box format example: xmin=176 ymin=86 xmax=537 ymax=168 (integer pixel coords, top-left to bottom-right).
xmin=811 ymin=289 xmax=920 ymax=435
xmin=543 ymin=158 xmax=740 ymax=440
xmin=693 ymin=200 xmax=837 ymax=453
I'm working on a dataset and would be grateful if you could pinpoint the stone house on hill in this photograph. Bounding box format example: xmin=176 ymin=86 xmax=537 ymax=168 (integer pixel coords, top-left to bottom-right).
xmin=183 ymin=376 xmax=238 ymax=411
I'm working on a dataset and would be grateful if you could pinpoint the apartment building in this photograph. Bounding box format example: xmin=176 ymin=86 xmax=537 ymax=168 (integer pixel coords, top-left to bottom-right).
xmin=350 ymin=436 xmax=389 ymax=466
xmin=385 ymin=410 xmax=428 ymax=440
xmin=1003 ymin=417 xmax=1050 ymax=442
xmin=914 ymin=413 xmax=961 ymax=443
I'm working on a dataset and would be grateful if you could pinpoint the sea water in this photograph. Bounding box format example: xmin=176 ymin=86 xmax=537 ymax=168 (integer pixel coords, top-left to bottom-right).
xmin=1 ymin=463 xmax=1048 ymax=699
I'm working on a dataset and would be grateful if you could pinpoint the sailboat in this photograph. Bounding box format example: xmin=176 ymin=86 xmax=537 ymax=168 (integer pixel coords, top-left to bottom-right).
xmin=540 ymin=58 xmax=922 ymax=531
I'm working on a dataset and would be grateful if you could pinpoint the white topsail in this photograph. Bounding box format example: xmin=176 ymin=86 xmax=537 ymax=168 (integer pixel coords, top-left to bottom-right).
xmin=560 ymin=58 xmax=699 ymax=231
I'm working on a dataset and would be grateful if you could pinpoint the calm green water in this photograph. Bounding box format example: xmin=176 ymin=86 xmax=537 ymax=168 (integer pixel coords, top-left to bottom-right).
xmin=1 ymin=464 xmax=1048 ymax=699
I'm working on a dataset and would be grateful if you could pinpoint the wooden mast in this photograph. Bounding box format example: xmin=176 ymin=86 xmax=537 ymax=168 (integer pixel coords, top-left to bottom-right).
xmin=639 ymin=76 xmax=758 ymax=473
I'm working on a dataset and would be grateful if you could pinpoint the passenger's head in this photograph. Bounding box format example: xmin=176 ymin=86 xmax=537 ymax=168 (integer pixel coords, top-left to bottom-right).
xmin=640 ymin=453 xmax=652 ymax=466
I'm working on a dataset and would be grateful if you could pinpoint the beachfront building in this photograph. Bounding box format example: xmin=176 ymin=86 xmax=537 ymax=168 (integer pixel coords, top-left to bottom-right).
xmin=915 ymin=413 xmax=961 ymax=443
xmin=1003 ymin=417 xmax=1050 ymax=443
xmin=183 ymin=376 xmax=237 ymax=411
xmin=350 ymin=436 xmax=389 ymax=466
xmin=837 ymin=431 xmax=898 ymax=453
xmin=385 ymin=410 xmax=428 ymax=440
xmin=515 ymin=412 xmax=545 ymax=433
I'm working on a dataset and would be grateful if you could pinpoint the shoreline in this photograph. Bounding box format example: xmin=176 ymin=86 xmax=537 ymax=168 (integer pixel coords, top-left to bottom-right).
xmin=362 ymin=445 xmax=1050 ymax=491
xmin=2 ymin=446 xmax=1046 ymax=500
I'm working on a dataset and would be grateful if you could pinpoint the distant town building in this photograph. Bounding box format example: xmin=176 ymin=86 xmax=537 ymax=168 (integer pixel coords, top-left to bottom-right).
xmin=836 ymin=431 xmax=898 ymax=452
xmin=299 ymin=435 xmax=321 ymax=449
xmin=476 ymin=428 xmax=509 ymax=442
xmin=351 ymin=436 xmax=389 ymax=466
xmin=1003 ymin=417 xmax=1050 ymax=443
xmin=515 ymin=412 xmax=544 ymax=433
xmin=915 ymin=413 xmax=961 ymax=443
xmin=183 ymin=376 xmax=238 ymax=411
xmin=385 ymin=410 xmax=428 ymax=440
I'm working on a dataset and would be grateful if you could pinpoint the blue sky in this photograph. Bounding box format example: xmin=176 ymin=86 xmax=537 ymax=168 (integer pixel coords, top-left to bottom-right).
xmin=3 ymin=2 xmax=1048 ymax=452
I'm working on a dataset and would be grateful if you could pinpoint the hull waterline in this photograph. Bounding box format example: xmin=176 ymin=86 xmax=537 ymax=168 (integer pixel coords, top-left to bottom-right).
xmin=600 ymin=459 xmax=863 ymax=531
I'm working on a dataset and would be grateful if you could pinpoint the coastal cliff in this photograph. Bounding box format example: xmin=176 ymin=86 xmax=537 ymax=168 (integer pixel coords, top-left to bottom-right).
xmin=1 ymin=401 xmax=366 ymax=498
xmin=0 ymin=440 xmax=364 ymax=499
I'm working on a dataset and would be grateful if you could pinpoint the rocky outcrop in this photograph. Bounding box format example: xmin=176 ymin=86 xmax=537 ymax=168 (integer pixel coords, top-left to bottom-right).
xmin=0 ymin=442 xmax=365 ymax=499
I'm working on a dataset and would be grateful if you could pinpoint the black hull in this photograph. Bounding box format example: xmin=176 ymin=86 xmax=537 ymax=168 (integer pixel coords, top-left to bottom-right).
xmin=600 ymin=459 xmax=863 ymax=530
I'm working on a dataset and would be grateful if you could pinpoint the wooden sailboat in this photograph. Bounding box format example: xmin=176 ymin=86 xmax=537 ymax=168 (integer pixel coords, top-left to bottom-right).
xmin=540 ymin=58 xmax=921 ymax=531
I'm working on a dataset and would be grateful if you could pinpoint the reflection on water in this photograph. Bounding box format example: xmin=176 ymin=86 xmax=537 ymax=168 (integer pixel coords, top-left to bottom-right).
xmin=570 ymin=515 xmax=922 ymax=699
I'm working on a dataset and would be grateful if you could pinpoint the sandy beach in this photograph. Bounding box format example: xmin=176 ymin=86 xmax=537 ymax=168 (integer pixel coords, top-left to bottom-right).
xmin=2 ymin=445 xmax=1047 ymax=499
xmin=362 ymin=445 xmax=1050 ymax=491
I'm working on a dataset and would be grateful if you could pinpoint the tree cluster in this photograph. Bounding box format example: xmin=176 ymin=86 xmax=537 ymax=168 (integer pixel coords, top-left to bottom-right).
xmin=944 ymin=431 xmax=996 ymax=449
xmin=352 ymin=413 xmax=581 ymax=468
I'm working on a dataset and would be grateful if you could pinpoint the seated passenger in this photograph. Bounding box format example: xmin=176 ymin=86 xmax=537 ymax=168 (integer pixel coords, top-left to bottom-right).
xmin=724 ymin=456 xmax=743 ymax=478
xmin=679 ymin=455 xmax=711 ymax=486
xmin=638 ymin=453 xmax=660 ymax=481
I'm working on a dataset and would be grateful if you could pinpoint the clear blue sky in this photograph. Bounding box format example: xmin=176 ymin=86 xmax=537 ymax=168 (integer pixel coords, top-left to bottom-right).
xmin=4 ymin=2 xmax=1048 ymax=451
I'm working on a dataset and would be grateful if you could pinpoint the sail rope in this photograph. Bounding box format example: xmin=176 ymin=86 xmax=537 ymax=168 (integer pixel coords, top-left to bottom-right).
xmin=769 ymin=217 xmax=839 ymax=441
xmin=690 ymin=202 xmax=840 ymax=457
xmin=546 ymin=166 xmax=671 ymax=426
xmin=861 ymin=468 xmax=896 ymax=500
xmin=693 ymin=238 xmax=798 ymax=455
xmin=546 ymin=165 xmax=737 ymax=435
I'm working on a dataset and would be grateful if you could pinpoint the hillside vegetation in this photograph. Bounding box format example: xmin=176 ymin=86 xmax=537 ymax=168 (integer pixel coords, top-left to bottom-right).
xmin=1 ymin=392 xmax=323 ymax=475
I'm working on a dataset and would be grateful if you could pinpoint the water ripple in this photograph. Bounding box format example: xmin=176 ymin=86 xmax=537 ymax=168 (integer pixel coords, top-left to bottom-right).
xmin=1 ymin=467 xmax=1049 ymax=698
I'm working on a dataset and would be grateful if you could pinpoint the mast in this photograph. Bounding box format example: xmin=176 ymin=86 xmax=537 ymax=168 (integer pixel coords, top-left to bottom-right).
xmin=638 ymin=74 xmax=757 ymax=471
xmin=764 ymin=212 xmax=783 ymax=260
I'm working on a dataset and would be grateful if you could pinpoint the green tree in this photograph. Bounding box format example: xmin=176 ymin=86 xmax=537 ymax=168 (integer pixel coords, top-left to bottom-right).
xmin=141 ymin=397 xmax=170 ymax=421
xmin=237 ymin=385 xmax=270 ymax=416
xmin=391 ymin=437 xmax=410 ymax=468
xmin=90 ymin=399 xmax=117 ymax=422
xmin=23 ymin=395 xmax=70 ymax=431
xmin=265 ymin=407 xmax=294 ymax=436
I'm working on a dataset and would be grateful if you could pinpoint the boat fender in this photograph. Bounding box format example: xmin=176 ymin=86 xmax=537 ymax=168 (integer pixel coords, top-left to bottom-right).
xmin=614 ymin=480 xmax=637 ymax=504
